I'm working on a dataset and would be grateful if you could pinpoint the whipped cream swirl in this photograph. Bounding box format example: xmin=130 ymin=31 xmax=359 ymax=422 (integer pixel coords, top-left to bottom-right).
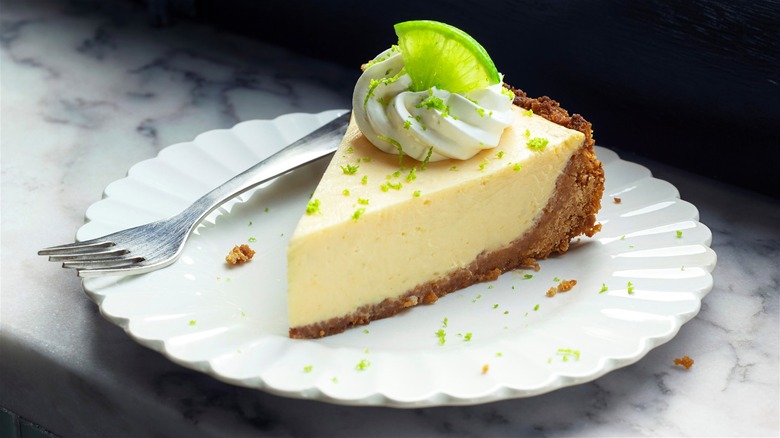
xmin=352 ymin=47 xmax=514 ymax=162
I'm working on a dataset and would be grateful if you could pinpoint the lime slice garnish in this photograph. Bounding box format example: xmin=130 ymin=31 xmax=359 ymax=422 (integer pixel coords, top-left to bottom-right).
xmin=394 ymin=20 xmax=500 ymax=94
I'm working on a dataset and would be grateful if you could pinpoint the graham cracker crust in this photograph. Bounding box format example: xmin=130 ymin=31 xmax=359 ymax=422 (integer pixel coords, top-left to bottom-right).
xmin=289 ymin=87 xmax=605 ymax=339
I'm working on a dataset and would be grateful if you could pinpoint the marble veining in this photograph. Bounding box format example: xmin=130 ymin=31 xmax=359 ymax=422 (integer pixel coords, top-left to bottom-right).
xmin=1 ymin=0 xmax=778 ymax=436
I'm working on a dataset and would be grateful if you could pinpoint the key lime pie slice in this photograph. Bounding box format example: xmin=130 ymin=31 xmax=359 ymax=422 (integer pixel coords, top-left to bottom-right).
xmin=287 ymin=21 xmax=604 ymax=338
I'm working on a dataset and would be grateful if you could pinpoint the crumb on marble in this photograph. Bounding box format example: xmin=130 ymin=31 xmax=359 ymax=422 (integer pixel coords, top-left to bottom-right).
xmin=674 ymin=355 xmax=694 ymax=369
xmin=225 ymin=244 xmax=255 ymax=265
xmin=613 ymin=197 xmax=622 ymax=204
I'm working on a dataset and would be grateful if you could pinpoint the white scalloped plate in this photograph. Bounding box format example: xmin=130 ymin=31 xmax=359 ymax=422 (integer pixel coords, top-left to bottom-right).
xmin=80 ymin=110 xmax=716 ymax=407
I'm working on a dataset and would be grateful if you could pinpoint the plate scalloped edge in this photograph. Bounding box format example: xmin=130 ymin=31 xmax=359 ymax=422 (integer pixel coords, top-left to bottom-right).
xmin=79 ymin=111 xmax=716 ymax=408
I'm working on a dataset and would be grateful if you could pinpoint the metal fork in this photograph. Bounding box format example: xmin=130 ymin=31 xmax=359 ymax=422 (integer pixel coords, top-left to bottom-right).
xmin=39 ymin=112 xmax=350 ymax=277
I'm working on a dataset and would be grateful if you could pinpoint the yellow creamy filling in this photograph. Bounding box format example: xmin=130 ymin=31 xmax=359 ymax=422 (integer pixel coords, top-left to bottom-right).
xmin=287 ymin=106 xmax=584 ymax=328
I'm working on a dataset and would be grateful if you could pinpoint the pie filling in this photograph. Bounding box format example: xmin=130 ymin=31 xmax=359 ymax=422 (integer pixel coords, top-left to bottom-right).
xmin=288 ymin=142 xmax=602 ymax=339
xmin=287 ymin=91 xmax=604 ymax=339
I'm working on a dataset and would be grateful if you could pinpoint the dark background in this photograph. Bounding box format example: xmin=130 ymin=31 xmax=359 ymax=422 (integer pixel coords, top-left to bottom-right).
xmin=147 ymin=0 xmax=779 ymax=199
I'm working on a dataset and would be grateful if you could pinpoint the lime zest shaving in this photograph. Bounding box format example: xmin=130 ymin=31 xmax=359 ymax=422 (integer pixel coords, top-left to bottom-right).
xmin=435 ymin=328 xmax=446 ymax=345
xmin=527 ymin=137 xmax=549 ymax=151
xmin=364 ymin=44 xmax=400 ymax=70
xmin=377 ymin=135 xmax=404 ymax=164
xmin=501 ymin=86 xmax=515 ymax=100
xmin=364 ymin=70 xmax=405 ymax=107
xmin=417 ymin=92 xmax=448 ymax=112
xmin=305 ymin=198 xmax=321 ymax=215
xmin=341 ymin=164 xmax=360 ymax=175
xmin=405 ymin=167 xmax=417 ymax=182
xmin=421 ymin=147 xmax=433 ymax=170
xmin=556 ymin=348 xmax=581 ymax=362
xmin=352 ymin=208 xmax=366 ymax=221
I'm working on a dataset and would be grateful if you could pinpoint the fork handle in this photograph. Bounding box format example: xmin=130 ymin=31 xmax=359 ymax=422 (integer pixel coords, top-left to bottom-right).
xmin=178 ymin=111 xmax=350 ymax=231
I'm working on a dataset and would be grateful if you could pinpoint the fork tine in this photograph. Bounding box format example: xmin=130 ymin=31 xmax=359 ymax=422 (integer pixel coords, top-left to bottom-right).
xmin=77 ymin=265 xmax=145 ymax=277
xmin=47 ymin=247 xmax=130 ymax=262
xmin=62 ymin=256 xmax=145 ymax=270
xmin=77 ymin=254 xmax=181 ymax=277
xmin=38 ymin=239 xmax=115 ymax=256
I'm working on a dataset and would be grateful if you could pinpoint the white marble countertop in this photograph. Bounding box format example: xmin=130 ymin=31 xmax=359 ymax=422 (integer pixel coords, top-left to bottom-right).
xmin=1 ymin=0 xmax=778 ymax=436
